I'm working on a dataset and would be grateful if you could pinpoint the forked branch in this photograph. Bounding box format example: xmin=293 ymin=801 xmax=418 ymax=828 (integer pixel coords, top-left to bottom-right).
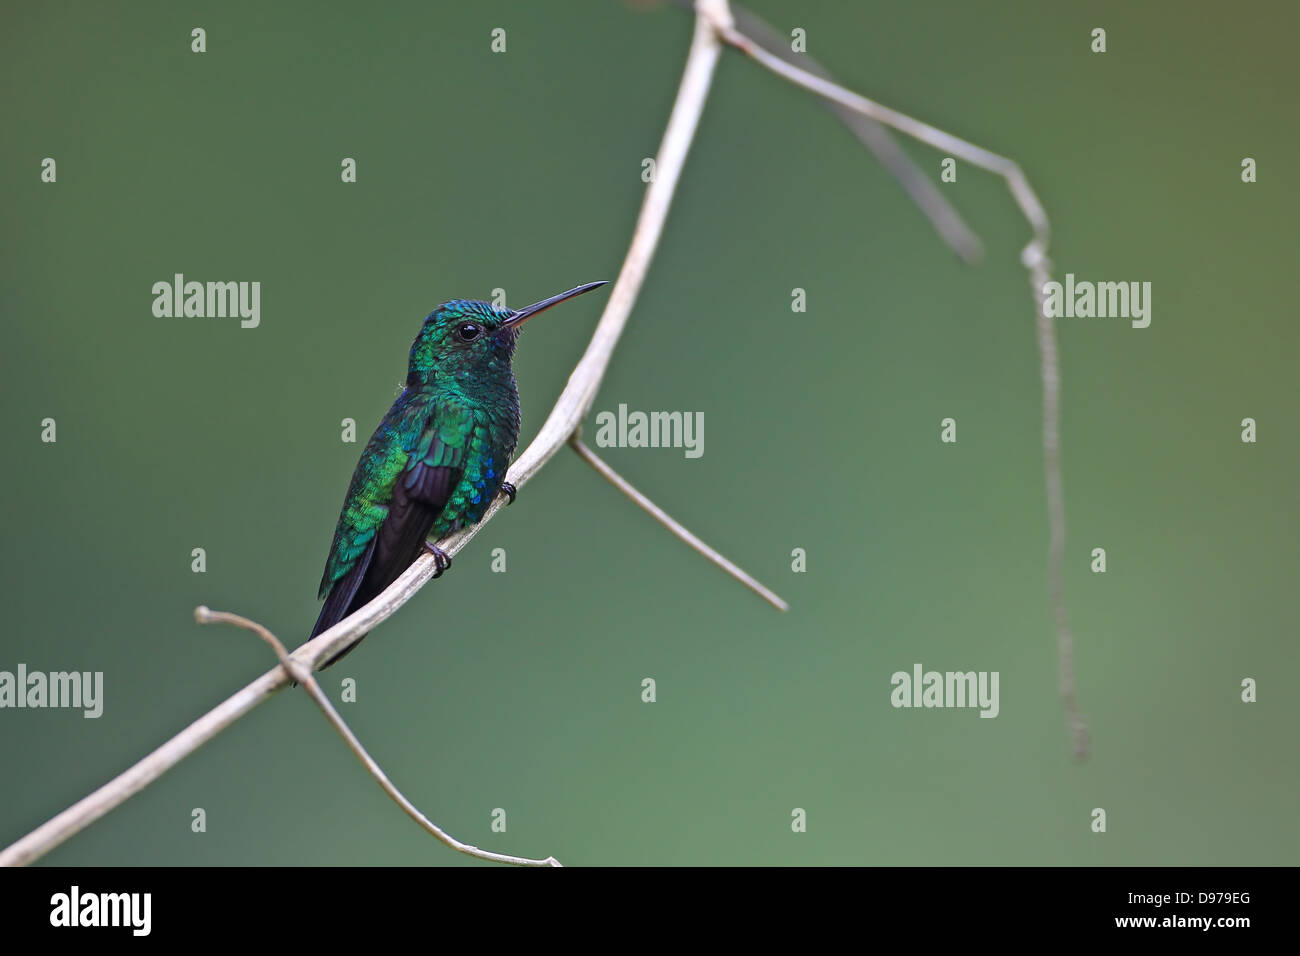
xmin=195 ymin=607 xmax=561 ymax=866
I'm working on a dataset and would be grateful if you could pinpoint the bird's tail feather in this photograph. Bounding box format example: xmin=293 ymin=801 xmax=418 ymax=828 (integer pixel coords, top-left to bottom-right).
xmin=309 ymin=536 xmax=380 ymax=669
xmin=309 ymin=597 xmax=369 ymax=670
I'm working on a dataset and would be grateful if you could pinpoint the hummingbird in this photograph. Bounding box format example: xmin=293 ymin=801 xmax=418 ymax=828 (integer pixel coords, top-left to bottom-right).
xmin=309 ymin=280 xmax=609 ymax=666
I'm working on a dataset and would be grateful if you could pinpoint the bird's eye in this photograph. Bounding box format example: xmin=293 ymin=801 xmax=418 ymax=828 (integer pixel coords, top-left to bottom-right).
xmin=456 ymin=323 xmax=482 ymax=342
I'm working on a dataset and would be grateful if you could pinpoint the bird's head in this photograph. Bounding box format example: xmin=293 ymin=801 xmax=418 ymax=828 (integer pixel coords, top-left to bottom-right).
xmin=407 ymin=281 xmax=607 ymax=386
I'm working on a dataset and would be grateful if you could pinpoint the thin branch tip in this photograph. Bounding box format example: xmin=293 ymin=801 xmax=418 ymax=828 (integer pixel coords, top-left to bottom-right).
xmin=570 ymin=437 xmax=789 ymax=613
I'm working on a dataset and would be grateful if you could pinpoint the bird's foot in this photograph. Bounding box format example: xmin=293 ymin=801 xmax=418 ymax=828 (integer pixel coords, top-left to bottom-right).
xmin=424 ymin=541 xmax=452 ymax=578
xmin=499 ymin=481 xmax=517 ymax=506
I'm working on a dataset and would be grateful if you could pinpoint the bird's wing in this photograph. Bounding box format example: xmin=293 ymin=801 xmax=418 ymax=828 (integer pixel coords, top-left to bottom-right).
xmin=364 ymin=407 xmax=472 ymax=589
xmin=314 ymin=400 xmax=475 ymax=623
xmin=316 ymin=419 xmax=410 ymax=600
xmin=312 ymin=533 xmax=378 ymax=639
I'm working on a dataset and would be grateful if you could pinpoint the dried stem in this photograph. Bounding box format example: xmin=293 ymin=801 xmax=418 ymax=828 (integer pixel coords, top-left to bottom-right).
xmin=711 ymin=0 xmax=983 ymax=262
xmin=706 ymin=5 xmax=1085 ymax=758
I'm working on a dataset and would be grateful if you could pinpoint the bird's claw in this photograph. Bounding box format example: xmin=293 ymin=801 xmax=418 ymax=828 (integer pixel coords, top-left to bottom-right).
xmin=424 ymin=542 xmax=452 ymax=578
xmin=499 ymin=481 xmax=517 ymax=506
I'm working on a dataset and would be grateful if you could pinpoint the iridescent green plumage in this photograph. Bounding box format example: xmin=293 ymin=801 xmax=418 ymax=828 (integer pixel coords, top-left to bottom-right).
xmin=311 ymin=282 xmax=607 ymax=664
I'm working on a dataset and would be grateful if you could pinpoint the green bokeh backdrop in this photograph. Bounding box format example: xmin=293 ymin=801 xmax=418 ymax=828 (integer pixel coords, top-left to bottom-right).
xmin=2 ymin=0 xmax=1296 ymax=865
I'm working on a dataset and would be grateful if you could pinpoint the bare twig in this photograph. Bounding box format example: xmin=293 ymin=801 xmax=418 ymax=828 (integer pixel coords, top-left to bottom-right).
xmin=570 ymin=434 xmax=788 ymax=611
xmin=716 ymin=1 xmax=983 ymax=262
xmin=706 ymin=6 xmax=1086 ymax=758
xmin=0 ymin=4 xmax=726 ymax=868
xmin=195 ymin=607 xmax=560 ymax=866
xmin=708 ymin=17 xmax=1048 ymax=256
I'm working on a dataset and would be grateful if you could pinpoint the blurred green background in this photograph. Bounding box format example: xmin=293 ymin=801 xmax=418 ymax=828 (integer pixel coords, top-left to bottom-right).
xmin=2 ymin=0 xmax=1296 ymax=866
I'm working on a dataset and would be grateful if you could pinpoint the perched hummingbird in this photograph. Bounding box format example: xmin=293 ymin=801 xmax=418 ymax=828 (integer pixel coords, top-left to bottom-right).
xmin=310 ymin=280 xmax=609 ymax=666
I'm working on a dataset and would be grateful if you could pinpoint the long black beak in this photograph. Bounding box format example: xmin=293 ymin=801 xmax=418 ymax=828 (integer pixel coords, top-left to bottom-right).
xmin=503 ymin=280 xmax=608 ymax=328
